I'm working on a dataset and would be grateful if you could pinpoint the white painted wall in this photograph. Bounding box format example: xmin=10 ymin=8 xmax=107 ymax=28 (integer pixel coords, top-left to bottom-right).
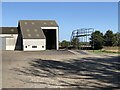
xmin=23 ymin=39 xmax=46 ymax=51
xmin=0 ymin=34 xmax=18 ymax=50
xmin=6 ymin=35 xmax=18 ymax=50
xmin=41 ymin=27 xmax=59 ymax=50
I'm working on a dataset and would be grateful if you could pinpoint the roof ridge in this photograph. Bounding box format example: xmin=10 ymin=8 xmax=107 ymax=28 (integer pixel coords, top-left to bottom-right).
xmin=19 ymin=20 xmax=56 ymax=21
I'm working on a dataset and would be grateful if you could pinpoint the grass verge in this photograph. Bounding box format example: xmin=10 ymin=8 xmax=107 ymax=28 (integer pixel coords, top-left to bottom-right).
xmin=88 ymin=50 xmax=120 ymax=54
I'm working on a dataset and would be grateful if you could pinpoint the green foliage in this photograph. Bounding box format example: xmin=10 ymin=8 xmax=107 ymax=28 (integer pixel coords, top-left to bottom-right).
xmin=112 ymin=33 xmax=118 ymax=46
xmin=113 ymin=32 xmax=120 ymax=46
xmin=118 ymin=32 xmax=120 ymax=46
xmin=90 ymin=31 xmax=104 ymax=50
xmin=59 ymin=30 xmax=119 ymax=50
xmin=104 ymin=30 xmax=114 ymax=46
xmin=71 ymin=38 xmax=79 ymax=49
xmin=103 ymin=30 xmax=120 ymax=47
xmin=90 ymin=30 xmax=119 ymax=50
xmin=60 ymin=40 xmax=70 ymax=48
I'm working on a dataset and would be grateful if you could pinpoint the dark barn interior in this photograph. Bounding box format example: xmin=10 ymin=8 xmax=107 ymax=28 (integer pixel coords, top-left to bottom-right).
xmin=42 ymin=29 xmax=56 ymax=50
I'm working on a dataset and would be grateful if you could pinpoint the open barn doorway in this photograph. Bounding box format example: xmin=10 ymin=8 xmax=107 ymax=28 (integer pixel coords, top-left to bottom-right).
xmin=42 ymin=29 xmax=56 ymax=50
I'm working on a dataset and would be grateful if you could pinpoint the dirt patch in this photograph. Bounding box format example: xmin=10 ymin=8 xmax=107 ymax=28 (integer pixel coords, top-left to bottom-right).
xmin=102 ymin=47 xmax=120 ymax=53
xmin=2 ymin=50 xmax=120 ymax=89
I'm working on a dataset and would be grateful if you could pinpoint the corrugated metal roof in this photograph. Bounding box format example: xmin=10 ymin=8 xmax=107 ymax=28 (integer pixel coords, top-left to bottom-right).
xmin=19 ymin=20 xmax=58 ymax=39
xmin=0 ymin=27 xmax=18 ymax=34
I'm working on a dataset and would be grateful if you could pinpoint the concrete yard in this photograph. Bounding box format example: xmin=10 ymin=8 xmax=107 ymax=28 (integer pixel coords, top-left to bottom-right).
xmin=1 ymin=50 xmax=120 ymax=89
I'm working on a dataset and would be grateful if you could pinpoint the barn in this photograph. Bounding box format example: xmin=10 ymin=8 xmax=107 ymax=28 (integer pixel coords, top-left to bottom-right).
xmin=0 ymin=20 xmax=59 ymax=51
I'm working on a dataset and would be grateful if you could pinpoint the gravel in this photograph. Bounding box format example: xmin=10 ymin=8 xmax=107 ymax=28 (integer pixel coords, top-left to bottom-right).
xmin=2 ymin=50 xmax=120 ymax=89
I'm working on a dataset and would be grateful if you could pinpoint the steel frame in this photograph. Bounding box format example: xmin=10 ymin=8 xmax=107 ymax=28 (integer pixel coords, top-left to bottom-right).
xmin=70 ymin=28 xmax=94 ymax=49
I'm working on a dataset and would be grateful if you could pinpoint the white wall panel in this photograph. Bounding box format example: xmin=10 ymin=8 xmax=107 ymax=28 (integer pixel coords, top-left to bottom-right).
xmin=0 ymin=34 xmax=18 ymax=50
xmin=23 ymin=39 xmax=46 ymax=51
xmin=6 ymin=35 xmax=18 ymax=50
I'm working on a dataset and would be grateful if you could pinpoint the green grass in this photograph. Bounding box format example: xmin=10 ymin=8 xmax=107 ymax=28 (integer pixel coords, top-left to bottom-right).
xmin=88 ymin=46 xmax=120 ymax=54
xmin=89 ymin=50 xmax=120 ymax=54
xmin=90 ymin=50 xmax=103 ymax=53
xmin=88 ymin=50 xmax=103 ymax=54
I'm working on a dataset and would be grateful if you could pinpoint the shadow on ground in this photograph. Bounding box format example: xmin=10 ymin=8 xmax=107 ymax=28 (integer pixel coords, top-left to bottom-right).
xmin=12 ymin=56 xmax=120 ymax=89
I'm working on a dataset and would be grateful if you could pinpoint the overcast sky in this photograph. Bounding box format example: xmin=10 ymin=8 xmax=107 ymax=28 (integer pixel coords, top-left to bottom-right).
xmin=2 ymin=2 xmax=118 ymax=41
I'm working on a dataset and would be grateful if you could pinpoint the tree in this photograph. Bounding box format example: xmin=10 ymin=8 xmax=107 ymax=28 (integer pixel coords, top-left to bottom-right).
xmin=90 ymin=31 xmax=104 ymax=50
xmin=60 ymin=40 xmax=70 ymax=49
xmin=112 ymin=32 xmax=120 ymax=46
xmin=71 ymin=37 xmax=79 ymax=49
xmin=104 ymin=30 xmax=114 ymax=46
xmin=117 ymin=32 xmax=120 ymax=46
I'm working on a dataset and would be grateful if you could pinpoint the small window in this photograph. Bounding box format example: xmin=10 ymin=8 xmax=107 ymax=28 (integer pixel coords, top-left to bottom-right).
xmin=31 ymin=22 xmax=35 ymax=25
xmin=43 ymin=22 xmax=47 ymax=25
xmin=28 ymin=34 xmax=31 ymax=37
xmin=27 ymin=29 xmax=30 ymax=32
xmin=24 ymin=22 xmax=27 ymax=24
xmin=42 ymin=46 xmax=44 ymax=48
xmin=50 ymin=22 xmax=53 ymax=25
xmin=32 ymin=46 xmax=37 ymax=48
xmin=36 ymin=34 xmax=39 ymax=37
xmin=25 ymin=46 xmax=27 ymax=48
xmin=34 ymin=29 xmax=38 ymax=32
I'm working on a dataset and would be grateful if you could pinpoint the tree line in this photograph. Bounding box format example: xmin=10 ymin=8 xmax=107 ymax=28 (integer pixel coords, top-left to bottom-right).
xmin=90 ymin=30 xmax=120 ymax=49
xmin=59 ymin=30 xmax=120 ymax=50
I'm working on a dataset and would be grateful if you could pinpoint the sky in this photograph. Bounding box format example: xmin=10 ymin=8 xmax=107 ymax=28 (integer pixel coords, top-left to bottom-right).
xmin=1 ymin=2 xmax=118 ymax=41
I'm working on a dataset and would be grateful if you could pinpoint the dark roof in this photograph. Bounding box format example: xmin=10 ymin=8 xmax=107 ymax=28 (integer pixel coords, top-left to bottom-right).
xmin=0 ymin=27 xmax=18 ymax=34
xmin=19 ymin=20 xmax=58 ymax=39
xmin=20 ymin=25 xmax=46 ymax=39
xmin=19 ymin=20 xmax=58 ymax=27
xmin=0 ymin=20 xmax=58 ymax=39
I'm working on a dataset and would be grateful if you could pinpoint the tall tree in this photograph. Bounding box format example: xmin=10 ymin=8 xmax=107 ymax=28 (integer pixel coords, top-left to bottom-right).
xmin=90 ymin=31 xmax=104 ymax=49
xmin=71 ymin=37 xmax=79 ymax=49
xmin=117 ymin=32 xmax=120 ymax=46
xmin=112 ymin=32 xmax=120 ymax=46
xmin=104 ymin=30 xmax=114 ymax=46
